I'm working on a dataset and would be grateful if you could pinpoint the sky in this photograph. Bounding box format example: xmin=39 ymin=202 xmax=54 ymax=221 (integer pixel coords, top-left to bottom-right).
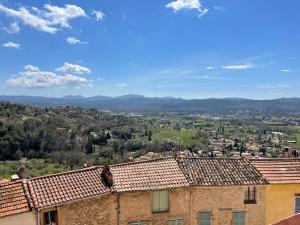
xmin=0 ymin=0 xmax=299 ymax=99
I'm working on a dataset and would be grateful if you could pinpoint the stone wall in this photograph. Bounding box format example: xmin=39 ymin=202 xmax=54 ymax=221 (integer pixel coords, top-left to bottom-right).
xmin=39 ymin=185 xmax=266 ymax=225
xmin=56 ymin=194 xmax=116 ymax=225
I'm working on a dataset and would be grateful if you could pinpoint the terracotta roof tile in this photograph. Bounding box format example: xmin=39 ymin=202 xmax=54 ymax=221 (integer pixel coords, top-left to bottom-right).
xmin=250 ymin=158 xmax=300 ymax=184
xmin=111 ymin=158 xmax=189 ymax=192
xmin=27 ymin=166 xmax=111 ymax=209
xmin=177 ymin=157 xmax=267 ymax=186
xmin=0 ymin=181 xmax=30 ymax=218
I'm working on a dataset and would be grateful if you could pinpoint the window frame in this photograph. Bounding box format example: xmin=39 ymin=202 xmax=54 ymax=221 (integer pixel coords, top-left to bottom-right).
xmin=43 ymin=209 xmax=58 ymax=225
xmin=198 ymin=211 xmax=212 ymax=225
xmin=169 ymin=218 xmax=183 ymax=225
xmin=152 ymin=190 xmax=169 ymax=213
xmin=295 ymin=196 xmax=300 ymax=214
xmin=129 ymin=222 xmax=147 ymax=225
xmin=232 ymin=211 xmax=246 ymax=225
xmin=244 ymin=186 xmax=256 ymax=204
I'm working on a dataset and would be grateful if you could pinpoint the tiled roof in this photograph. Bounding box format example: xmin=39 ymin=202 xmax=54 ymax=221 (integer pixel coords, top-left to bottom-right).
xmin=27 ymin=166 xmax=111 ymax=209
xmin=177 ymin=157 xmax=267 ymax=186
xmin=250 ymin=158 xmax=300 ymax=184
xmin=111 ymin=158 xmax=189 ymax=192
xmin=0 ymin=181 xmax=30 ymax=218
xmin=20 ymin=157 xmax=268 ymax=210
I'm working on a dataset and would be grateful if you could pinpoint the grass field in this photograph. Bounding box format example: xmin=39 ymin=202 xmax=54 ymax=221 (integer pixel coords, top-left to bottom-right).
xmin=0 ymin=158 xmax=66 ymax=179
xmin=295 ymin=133 xmax=300 ymax=148
xmin=153 ymin=128 xmax=201 ymax=147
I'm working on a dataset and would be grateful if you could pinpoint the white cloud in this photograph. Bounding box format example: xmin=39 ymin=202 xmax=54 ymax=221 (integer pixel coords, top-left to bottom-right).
xmin=6 ymin=64 xmax=89 ymax=88
xmin=66 ymin=37 xmax=87 ymax=45
xmin=3 ymin=41 xmax=20 ymax=49
xmin=5 ymin=22 xmax=20 ymax=34
xmin=92 ymin=10 xmax=105 ymax=21
xmin=280 ymin=69 xmax=291 ymax=72
xmin=56 ymin=62 xmax=91 ymax=74
xmin=0 ymin=4 xmax=85 ymax=33
xmin=255 ymin=84 xmax=289 ymax=89
xmin=114 ymin=83 xmax=127 ymax=87
xmin=222 ymin=63 xmax=254 ymax=70
xmin=206 ymin=66 xmax=217 ymax=70
xmin=166 ymin=0 xmax=208 ymax=17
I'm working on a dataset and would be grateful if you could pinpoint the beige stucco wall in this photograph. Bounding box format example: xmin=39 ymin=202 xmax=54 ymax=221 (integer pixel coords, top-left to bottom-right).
xmin=265 ymin=184 xmax=300 ymax=225
xmin=0 ymin=212 xmax=35 ymax=225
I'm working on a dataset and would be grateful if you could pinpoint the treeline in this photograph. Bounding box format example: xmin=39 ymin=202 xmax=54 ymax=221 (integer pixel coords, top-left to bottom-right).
xmin=0 ymin=102 xmax=182 ymax=167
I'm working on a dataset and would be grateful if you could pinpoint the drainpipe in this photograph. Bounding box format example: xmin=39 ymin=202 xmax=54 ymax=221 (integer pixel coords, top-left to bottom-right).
xmin=36 ymin=209 xmax=40 ymax=225
xmin=115 ymin=192 xmax=120 ymax=225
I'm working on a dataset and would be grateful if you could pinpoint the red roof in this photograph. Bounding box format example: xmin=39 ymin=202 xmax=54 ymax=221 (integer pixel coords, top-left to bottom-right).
xmin=250 ymin=158 xmax=300 ymax=184
xmin=0 ymin=181 xmax=30 ymax=218
xmin=178 ymin=157 xmax=267 ymax=186
xmin=111 ymin=157 xmax=189 ymax=192
xmin=272 ymin=213 xmax=300 ymax=225
xmin=27 ymin=166 xmax=111 ymax=209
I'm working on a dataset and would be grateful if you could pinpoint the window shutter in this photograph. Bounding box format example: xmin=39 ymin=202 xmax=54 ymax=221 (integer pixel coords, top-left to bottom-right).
xmin=233 ymin=212 xmax=245 ymax=225
xmin=152 ymin=191 xmax=160 ymax=211
xmin=159 ymin=190 xmax=168 ymax=211
xmin=199 ymin=212 xmax=211 ymax=225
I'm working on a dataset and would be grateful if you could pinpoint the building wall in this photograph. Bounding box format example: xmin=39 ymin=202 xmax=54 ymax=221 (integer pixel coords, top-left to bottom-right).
xmin=49 ymin=194 xmax=116 ymax=225
xmin=119 ymin=188 xmax=191 ymax=225
xmin=119 ymin=185 xmax=265 ymax=225
xmin=265 ymin=184 xmax=300 ymax=225
xmin=190 ymin=186 xmax=265 ymax=225
xmin=0 ymin=212 xmax=35 ymax=225
xmin=38 ymin=185 xmax=266 ymax=225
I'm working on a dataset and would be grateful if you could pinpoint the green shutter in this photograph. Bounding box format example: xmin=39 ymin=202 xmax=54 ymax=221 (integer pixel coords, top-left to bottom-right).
xmin=152 ymin=191 xmax=160 ymax=211
xmin=233 ymin=212 xmax=245 ymax=225
xmin=199 ymin=212 xmax=211 ymax=225
xmin=170 ymin=219 xmax=183 ymax=225
xmin=159 ymin=190 xmax=169 ymax=211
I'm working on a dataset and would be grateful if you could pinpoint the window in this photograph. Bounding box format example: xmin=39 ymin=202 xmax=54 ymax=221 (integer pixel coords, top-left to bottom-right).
xmin=129 ymin=222 xmax=147 ymax=225
xmin=295 ymin=197 xmax=300 ymax=213
xmin=244 ymin=186 xmax=256 ymax=204
xmin=198 ymin=212 xmax=211 ymax=225
xmin=44 ymin=210 xmax=57 ymax=225
xmin=152 ymin=190 xmax=168 ymax=212
xmin=233 ymin=211 xmax=245 ymax=225
xmin=170 ymin=218 xmax=183 ymax=225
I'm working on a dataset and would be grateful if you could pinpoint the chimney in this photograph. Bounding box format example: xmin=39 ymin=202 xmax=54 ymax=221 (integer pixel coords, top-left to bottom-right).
xmin=101 ymin=165 xmax=113 ymax=188
xmin=11 ymin=174 xmax=20 ymax=181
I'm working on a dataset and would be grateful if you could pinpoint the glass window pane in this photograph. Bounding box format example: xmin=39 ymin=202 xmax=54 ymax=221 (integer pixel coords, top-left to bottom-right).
xmin=296 ymin=198 xmax=300 ymax=213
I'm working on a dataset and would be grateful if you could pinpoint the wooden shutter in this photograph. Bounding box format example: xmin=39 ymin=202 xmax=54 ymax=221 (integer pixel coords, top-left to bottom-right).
xmin=199 ymin=212 xmax=211 ymax=225
xmin=295 ymin=197 xmax=300 ymax=213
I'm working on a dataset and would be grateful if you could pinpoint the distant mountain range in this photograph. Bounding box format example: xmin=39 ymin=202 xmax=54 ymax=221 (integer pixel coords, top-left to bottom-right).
xmin=1 ymin=94 xmax=300 ymax=114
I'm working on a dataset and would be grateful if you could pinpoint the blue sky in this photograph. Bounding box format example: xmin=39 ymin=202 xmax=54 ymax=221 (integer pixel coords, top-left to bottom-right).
xmin=0 ymin=0 xmax=299 ymax=99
